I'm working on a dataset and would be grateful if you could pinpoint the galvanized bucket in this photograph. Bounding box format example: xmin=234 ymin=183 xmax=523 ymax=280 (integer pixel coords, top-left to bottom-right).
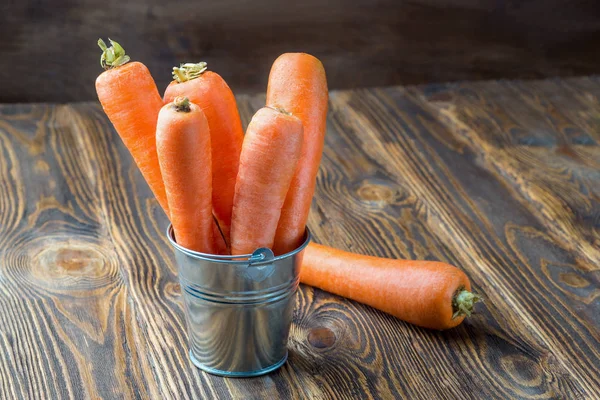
xmin=167 ymin=225 xmax=311 ymax=377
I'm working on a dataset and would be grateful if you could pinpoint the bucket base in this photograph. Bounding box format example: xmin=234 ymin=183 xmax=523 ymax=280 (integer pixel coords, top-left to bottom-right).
xmin=189 ymin=351 xmax=288 ymax=378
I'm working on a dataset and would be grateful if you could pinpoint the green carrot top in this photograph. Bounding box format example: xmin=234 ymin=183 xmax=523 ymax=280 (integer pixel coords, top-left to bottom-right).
xmin=452 ymin=287 xmax=482 ymax=319
xmin=172 ymin=62 xmax=208 ymax=83
xmin=98 ymin=38 xmax=130 ymax=70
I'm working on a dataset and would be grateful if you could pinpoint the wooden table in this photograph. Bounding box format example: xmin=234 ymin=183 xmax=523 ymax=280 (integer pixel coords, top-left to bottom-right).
xmin=1 ymin=77 xmax=598 ymax=399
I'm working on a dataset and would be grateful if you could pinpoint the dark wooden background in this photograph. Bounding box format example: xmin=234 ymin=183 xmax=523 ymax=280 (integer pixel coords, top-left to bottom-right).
xmin=1 ymin=0 xmax=600 ymax=103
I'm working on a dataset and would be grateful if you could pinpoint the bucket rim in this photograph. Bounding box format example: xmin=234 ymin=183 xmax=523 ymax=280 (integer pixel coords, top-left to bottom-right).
xmin=166 ymin=224 xmax=311 ymax=265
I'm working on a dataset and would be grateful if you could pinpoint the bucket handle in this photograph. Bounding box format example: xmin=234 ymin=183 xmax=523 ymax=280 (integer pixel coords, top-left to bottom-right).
xmin=248 ymin=248 xmax=275 ymax=266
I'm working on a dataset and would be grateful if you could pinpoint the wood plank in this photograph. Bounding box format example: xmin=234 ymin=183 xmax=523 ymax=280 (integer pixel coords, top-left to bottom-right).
xmin=302 ymin=85 xmax=598 ymax=398
xmin=2 ymin=0 xmax=600 ymax=102
xmin=0 ymin=77 xmax=599 ymax=398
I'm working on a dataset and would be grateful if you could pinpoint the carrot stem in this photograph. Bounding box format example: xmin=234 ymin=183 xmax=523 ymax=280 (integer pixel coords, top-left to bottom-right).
xmin=452 ymin=288 xmax=481 ymax=319
xmin=172 ymin=62 xmax=208 ymax=83
xmin=98 ymin=38 xmax=130 ymax=70
xmin=173 ymin=96 xmax=191 ymax=112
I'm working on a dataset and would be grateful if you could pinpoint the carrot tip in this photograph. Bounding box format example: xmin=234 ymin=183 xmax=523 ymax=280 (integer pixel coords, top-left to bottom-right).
xmin=451 ymin=287 xmax=482 ymax=319
xmin=172 ymin=62 xmax=208 ymax=83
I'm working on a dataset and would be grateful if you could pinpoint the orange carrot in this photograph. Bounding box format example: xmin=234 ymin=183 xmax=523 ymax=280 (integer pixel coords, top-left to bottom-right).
xmin=95 ymin=39 xmax=169 ymax=214
xmin=230 ymin=107 xmax=304 ymax=255
xmin=156 ymin=97 xmax=215 ymax=253
xmin=300 ymin=243 xmax=481 ymax=330
xmin=164 ymin=63 xmax=244 ymax=247
xmin=267 ymin=53 xmax=328 ymax=255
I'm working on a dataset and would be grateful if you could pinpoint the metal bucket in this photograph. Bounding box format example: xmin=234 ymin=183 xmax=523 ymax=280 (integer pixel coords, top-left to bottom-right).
xmin=167 ymin=225 xmax=311 ymax=377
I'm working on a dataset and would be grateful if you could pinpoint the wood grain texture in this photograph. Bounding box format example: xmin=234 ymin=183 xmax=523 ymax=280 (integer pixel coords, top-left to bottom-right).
xmin=0 ymin=76 xmax=599 ymax=399
xmin=2 ymin=0 xmax=600 ymax=102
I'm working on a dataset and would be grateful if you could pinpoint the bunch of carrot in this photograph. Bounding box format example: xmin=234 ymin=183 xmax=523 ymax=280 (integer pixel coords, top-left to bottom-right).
xmin=95 ymin=39 xmax=480 ymax=330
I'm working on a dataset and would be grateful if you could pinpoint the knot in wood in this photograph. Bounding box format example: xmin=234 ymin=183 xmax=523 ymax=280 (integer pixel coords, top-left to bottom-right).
xmin=307 ymin=327 xmax=336 ymax=349
xmin=355 ymin=180 xmax=395 ymax=207
xmin=27 ymin=240 xmax=120 ymax=293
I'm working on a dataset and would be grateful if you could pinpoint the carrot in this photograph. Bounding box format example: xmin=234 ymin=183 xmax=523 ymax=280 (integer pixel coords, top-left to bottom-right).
xmin=267 ymin=53 xmax=328 ymax=255
xmin=95 ymin=39 xmax=169 ymax=214
xmin=164 ymin=63 xmax=244 ymax=247
xmin=230 ymin=107 xmax=304 ymax=255
xmin=300 ymin=243 xmax=481 ymax=330
xmin=156 ymin=97 xmax=215 ymax=253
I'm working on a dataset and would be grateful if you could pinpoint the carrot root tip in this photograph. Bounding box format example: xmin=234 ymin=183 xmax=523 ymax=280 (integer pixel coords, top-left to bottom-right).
xmin=451 ymin=287 xmax=482 ymax=319
xmin=172 ymin=62 xmax=208 ymax=83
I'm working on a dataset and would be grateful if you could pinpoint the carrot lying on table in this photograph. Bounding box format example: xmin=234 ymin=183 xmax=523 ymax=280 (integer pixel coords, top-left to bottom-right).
xmin=300 ymin=243 xmax=481 ymax=330
xmin=156 ymin=97 xmax=216 ymax=253
xmin=164 ymin=62 xmax=244 ymax=248
xmin=95 ymin=39 xmax=169 ymax=214
xmin=230 ymin=107 xmax=304 ymax=255
xmin=267 ymin=53 xmax=328 ymax=255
